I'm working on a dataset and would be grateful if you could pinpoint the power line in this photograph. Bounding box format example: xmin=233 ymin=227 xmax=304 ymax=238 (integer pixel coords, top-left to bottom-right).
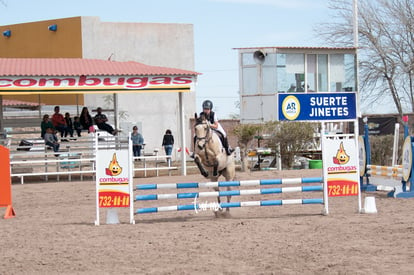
xmin=197 ymin=96 xmax=238 ymax=99
xmin=196 ymin=69 xmax=237 ymax=72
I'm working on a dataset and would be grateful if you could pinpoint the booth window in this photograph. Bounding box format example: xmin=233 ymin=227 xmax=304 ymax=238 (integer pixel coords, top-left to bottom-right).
xmin=330 ymin=53 xmax=356 ymax=92
xmin=318 ymin=54 xmax=328 ymax=92
xmin=242 ymin=67 xmax=258 ymax=95
xmin=241 ymin=52 xmax=276 ymax=96
xmin=307 ymin=54 xmax=317 ymax=92
xmin=241 ymin=53 xmax=257 ymax=95
xmin=343 ymin=54 xmax=356 ymax=91
xmin=276 ymin=53 xmax=305 ymax=93
xmin=262 ymin=53 xmax=277 ymax=95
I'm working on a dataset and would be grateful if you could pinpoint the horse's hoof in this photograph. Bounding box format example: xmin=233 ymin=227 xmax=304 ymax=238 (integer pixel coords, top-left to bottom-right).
xmin=214 ymin=211 xmax=231 ymax=219
xmin=202 ymin=172 xmax=209 ymax=177
xmin=222 ymin=211 xmax=231 ymax=218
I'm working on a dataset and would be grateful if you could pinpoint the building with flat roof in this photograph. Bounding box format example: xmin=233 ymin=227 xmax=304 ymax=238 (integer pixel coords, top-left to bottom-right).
xmin=0 ymin=16 xmax=196 ymax=154
xmin=235 ymin=47 xmax=358 ymax=123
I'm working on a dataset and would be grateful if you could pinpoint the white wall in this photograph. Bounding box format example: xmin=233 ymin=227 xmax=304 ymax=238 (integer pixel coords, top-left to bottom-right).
xmin=80 ymin=17 xmax=196 ymax=155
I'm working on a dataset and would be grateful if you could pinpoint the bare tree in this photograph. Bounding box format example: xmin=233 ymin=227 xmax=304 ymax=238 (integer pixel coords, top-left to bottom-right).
xmin=316 ymin=0 xmax=414 ymax=118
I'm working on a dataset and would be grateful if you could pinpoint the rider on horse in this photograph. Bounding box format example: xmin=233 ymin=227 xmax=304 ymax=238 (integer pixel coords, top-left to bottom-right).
xmin=198 ymin=100 xmax=234 ymax=156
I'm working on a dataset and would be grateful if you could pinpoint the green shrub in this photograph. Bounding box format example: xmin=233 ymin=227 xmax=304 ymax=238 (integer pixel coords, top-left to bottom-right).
xmin=369 ymin=134 xmax=403 ymax=165
xmin=233 ymin=123 xmax=263 ymax=171
xmin=262 ymin=121 xmax=317 ymax=169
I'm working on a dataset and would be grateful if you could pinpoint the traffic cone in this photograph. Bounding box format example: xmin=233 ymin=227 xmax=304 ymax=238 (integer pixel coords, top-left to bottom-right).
xmin=4 ymin=205 xmax=15 ymax=219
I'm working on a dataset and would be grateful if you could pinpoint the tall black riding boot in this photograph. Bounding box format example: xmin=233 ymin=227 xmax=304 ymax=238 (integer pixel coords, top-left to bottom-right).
xmin=223 ymin=137 xmax=234 ymax=156
xmin=189 ymin=136 xmax=198 ymax=158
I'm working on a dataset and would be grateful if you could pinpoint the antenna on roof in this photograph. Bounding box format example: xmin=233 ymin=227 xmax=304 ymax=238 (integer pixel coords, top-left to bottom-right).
xmin=107 ymin=53 xmax=114 ymax=61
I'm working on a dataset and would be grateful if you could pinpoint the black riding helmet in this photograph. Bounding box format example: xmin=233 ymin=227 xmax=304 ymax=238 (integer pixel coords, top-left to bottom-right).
xmin=202 ymin=100 xmax=213 ymax=110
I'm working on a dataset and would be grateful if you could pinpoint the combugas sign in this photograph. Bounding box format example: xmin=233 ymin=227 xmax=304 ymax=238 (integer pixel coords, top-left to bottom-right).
xmin=96 ymin=150 xmax=131 ymax=208
xmin=322 ymin=138 xmax=359 ymax=197
xmin=278 ymin=92 xmax=357 ymax=121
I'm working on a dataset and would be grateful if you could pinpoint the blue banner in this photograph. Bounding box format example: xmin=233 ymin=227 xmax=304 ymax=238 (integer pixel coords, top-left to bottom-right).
xmin=278 ymin=92 xmax=357 ymax=121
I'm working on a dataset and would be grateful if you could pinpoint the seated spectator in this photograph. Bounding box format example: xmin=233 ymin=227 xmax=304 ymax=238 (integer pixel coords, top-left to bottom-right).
xmin=64 ymin=112 xmax=74 ymax=138
xmin=94 ymin=107 xmax=118 ymax=135
xmin=44 ymin=127 xmax=60 ymax=156
xmin=40 ymin=114 xmax=54 ymax=139
xmin=74 ymin=116 xmax=82 ymax=137
xmin=51 ymin=106 xmax=68 ymax=138
xmin=80 ymin=107 xmax=93 ymax=132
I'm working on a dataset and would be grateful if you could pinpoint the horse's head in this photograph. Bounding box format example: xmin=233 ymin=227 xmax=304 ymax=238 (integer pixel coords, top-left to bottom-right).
xmin=195 ymin=112 xmax=207 ymax=124
xmin=194 ymin=113 xmax=211 ymax=151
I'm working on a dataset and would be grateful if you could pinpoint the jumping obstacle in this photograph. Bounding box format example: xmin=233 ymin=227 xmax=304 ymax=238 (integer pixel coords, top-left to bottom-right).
xmin=360 ymin=117 xmax=414 ymax=198
xmin=364 ymin=165 xmax=401 ymax=192
xmin=134 ymin=177 xmax=326 ymax=215
xmin=367 ymin=165 xmax=402 ymax=178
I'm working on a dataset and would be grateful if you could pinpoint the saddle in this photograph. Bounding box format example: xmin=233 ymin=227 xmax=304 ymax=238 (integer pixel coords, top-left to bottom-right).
xmin=211 ymin=128 xmax=225 ymax=149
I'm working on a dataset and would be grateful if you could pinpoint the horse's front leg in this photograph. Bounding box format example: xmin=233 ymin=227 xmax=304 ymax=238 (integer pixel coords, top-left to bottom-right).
xmin=213 ymin=186 xmax=222 ymax=217
xmin=213 ymin=160 xmax=219 ymax=177
xmin=226 ymin=186 xmax=231 ymax=212
xmin=194 ymin=155 xmax=209 ymax=178
xmin=213 ymin=186 xmax=221 ymax=205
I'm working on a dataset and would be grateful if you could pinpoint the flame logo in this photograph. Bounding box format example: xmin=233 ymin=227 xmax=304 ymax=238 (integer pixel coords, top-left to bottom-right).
xmin=333 ymin=142 xmax=350 ymax=165
xmin=105 ymin=153 xmax=123 ymax=176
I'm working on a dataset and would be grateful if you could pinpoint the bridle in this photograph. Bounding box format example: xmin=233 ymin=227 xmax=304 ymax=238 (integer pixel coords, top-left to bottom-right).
xmin=196 ymin=119 xmax=221 ymax=167
xmin=195 ymin=120 xmax=212 ymax=149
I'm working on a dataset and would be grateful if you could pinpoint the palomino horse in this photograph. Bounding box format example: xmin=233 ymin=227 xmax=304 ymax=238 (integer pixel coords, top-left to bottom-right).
xmin=193 ymin=113 xmax=235 ymax=216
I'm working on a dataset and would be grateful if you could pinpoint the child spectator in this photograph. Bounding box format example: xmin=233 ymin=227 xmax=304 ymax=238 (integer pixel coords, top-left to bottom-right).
xmin=44 ymin=127 xmax=60 ymax=156
xmin=74 ymin=116 xmax=82 ymax=137
xmin=131 ymin=126 xmax=144 ymax=159
xmin=64 ymin=112 xmax=74 ymax=138
xmin=40 ymin=114 xmax=54 ymax=139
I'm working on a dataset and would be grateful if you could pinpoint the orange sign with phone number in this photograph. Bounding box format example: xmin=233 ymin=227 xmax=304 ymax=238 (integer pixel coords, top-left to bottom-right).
xmin=328 ymin=179 xmax=359 ymax=197
xmin=99 ymin=191 xmax=130 ymax=207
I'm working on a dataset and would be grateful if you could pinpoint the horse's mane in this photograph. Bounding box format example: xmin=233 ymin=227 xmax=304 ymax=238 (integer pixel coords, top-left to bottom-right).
xmin=195 ymin=113 xmax=207 ymax=126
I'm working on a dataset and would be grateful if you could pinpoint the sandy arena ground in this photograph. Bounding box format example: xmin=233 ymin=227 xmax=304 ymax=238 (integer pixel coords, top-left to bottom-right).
xmin=1 ymin=169 xmax=414 ymax=274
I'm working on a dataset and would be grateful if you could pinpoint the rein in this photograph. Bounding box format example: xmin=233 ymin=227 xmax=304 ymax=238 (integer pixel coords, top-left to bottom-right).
xmin=195 ymin=121 xmax=215 ymax=165
xmin=195 ymin=122 xmax=212 ymax=144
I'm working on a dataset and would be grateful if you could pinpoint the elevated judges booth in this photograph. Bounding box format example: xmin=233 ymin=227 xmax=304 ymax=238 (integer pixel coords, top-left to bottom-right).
xmin=235 ymin=47 xmax=358 ymax=123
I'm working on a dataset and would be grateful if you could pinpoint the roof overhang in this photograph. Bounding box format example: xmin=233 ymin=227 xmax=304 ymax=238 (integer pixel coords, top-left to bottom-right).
xmin=233 ymin=46 xmax=358 ymax=54
xmin=0 ymin=75 xmax=195 ymax=95
xmin=0 ymin=58 xmax=200 ymax=95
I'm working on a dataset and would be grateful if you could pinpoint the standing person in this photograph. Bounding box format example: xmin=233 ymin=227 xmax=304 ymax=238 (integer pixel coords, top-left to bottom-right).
xmin=94 ymin=107 xmax=118 ymax=135
xmin=64 ymin=112 xmax=74 ymax=138
xmin=51 ymin=106 xmax=68 ymax=138
xmin=80 ymin=107 xmax=93 ymax=132
xmin=162 ymin=129 xmax=174 ymax=165
xmin=40 ymin=114 xmax=54 ymax=139
xmin=131 ymin=126 xmax=144 ymax=159
xmin=44 ymin=127 xmax=60 ymax=156
xmin=199 ymin=100 xmax=233 ymax=155
xmin=73 ymin=116 xmax=82 ymax=137
xmin=162 ymin=129 xmax=174 ymax=156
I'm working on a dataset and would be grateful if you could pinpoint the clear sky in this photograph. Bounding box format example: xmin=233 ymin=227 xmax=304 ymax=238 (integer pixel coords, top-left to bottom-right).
xmin=0 ymin=0 xmax=333 ymax=118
